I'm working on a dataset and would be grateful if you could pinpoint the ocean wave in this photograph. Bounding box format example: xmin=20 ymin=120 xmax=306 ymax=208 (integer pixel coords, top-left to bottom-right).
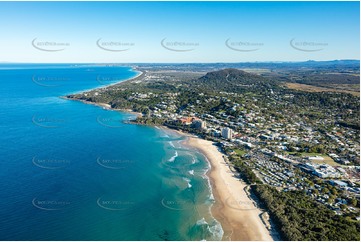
xmin=208 ymin=193 xmax=215 ymax=202
xmin=191 ymin=218 xmax=224 ymax=241
xmin=182 ymin=177 xmax=192 ymax=188
xmin=168 ymin=151 xmax=178 ymax=162
xmin=208 ymin=219 xmax=224 ymax=241
xmin=186 ymin=153 xmax=198 ymax=165
xmin=196 ymin=218 xmax=208 ymax=226
xmin=204 ymin=176 xmax=215 ymax=207
xmin=201 ymin=168 xmax=209 ymax=179
xmin=188 ymin=170 xmax=194 ymax=175
xmin=168 ymin=141 xmax=175 ymax=148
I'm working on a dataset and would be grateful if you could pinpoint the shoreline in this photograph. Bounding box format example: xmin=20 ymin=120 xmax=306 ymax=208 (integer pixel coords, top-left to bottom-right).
xmin=64 ymin=67 xmax=274 ymax=241
xmin=63 ymin=97 xmax=143 ymax=118
xmin=70 ymin=68 xmax=146 ymax=96
xmin=62 ymin=67 xmax=145 ymax=117
xmin=182 ymin=135 xmax=274 ymax=241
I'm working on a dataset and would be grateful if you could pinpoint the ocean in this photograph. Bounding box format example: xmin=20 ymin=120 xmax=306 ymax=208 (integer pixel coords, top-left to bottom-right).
xmin=0 ymin=64 xmax=223 ymax=240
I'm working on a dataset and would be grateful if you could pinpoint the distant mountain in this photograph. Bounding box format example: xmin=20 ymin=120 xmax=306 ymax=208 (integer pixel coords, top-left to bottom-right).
xmin=304 ymin=59 xmax=360 ymax=65
xmin=134 ymin=60 xmax=359 ymax=72
xmin=190 ymin=68 xmax=277 ymax=92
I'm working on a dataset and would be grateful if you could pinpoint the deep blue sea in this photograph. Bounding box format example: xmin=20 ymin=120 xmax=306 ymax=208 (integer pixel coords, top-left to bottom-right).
xmin=0 ymin=64 xmax=223 ymax=240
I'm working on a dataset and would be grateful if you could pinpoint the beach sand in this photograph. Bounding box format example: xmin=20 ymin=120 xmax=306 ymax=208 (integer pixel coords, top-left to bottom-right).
xmin=185 ymin=136 xmax=273 ymax=241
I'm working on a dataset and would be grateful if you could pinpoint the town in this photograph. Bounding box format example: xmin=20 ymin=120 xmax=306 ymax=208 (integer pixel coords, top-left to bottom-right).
xmin=66 ymin=65 xmax=360 ymax=240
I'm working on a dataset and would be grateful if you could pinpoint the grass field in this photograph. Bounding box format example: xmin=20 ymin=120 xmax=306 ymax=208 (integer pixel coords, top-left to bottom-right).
xmin=288 ymin=152 xmax=340 ymax=166
xmin=285 ymin=82 xmax=359 ymax=96
xmin=234 ymin=148 xmax=247 ymax=156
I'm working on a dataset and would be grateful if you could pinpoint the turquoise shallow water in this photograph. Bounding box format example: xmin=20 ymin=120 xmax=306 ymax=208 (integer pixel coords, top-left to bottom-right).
xmin=0 ymin=64 xmax=223 ymax=240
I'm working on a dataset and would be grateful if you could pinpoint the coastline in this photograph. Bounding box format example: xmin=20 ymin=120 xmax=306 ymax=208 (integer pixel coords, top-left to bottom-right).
xmin=69 ymin=68 xmax=145 ymax=96
xmin=97 ymin=68 xmax=146 ymax=88
xmin=63 ymin=97 xmax=143 ymax=118
xmin=64 ymin=67 xmax=274 ymax=241
xmin=62 ymin=67 xmax=145 ymax=117
xmin=182 ymin=135 xmax=274 ymax=241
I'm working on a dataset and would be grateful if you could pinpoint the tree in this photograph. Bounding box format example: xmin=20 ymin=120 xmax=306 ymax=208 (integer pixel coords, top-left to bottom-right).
xmin=349 ymin=198 xmax=358 ymax=207
xmin=330 ymin=188 xmax=338 ymax=196
xmin=321 ymin=187 xmax=329 ymax=194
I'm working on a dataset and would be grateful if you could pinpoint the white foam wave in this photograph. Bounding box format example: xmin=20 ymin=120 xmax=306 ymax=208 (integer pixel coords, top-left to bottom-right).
xmin=208 ymin=219 xmax=224 ymax=240
xmin=168 ymin=151 xmax=178 ymax=162
xmin=183 ymin=177 xmax=192 ymax=188
xmin=187 ymin=153 xmax=198 ymax=164
xmin=194 ymin=218 xmax=224 ymax=241
xmin=196 ymin=218 xmax=208 ymax=226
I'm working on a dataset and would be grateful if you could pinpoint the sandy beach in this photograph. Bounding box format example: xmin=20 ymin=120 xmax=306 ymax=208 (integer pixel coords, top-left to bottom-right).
xmin=185 ymin=136 xmax=273 ymax=241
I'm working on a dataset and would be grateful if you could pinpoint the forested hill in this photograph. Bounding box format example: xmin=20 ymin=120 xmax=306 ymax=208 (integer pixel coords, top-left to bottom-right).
xmin=189 ymin=68 xmax=278 ymax=92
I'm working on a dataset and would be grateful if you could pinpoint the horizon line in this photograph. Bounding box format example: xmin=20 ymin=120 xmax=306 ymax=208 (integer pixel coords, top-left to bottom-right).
xmin=0 ymin=59 xmax=360 ymax=64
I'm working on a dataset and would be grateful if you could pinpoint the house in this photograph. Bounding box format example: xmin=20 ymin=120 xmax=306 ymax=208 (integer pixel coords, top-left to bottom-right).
xmin=179 ymin=117 xmax=199 ymax=125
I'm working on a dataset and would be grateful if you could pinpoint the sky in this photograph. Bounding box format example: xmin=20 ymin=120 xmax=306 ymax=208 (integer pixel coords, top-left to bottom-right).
xmin=0 ymin=1 xmax=359 ymax=63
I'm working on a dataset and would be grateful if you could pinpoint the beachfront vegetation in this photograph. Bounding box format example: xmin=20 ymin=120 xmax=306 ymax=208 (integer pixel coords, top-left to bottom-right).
xmin=230 ymin=155 xmax=359 ymax=240
xmin=252 ymin=185 xmax=360 ymax=241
